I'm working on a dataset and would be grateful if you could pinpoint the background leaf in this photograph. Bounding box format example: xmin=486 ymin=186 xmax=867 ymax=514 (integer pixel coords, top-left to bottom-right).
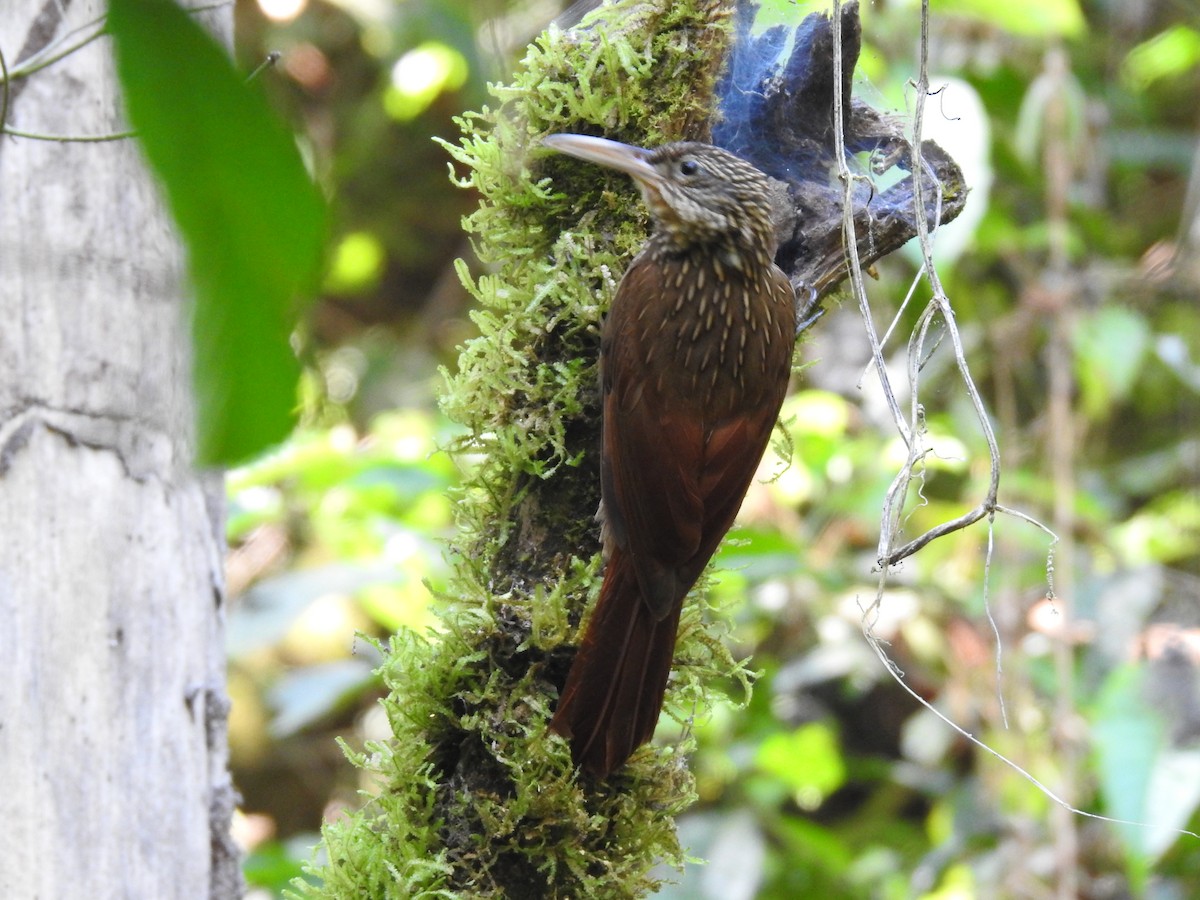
xmin=1073 ymin=306 xmax=1151 ymax=420
xmin=1091 ymin=664 xmax=1164 ymax=884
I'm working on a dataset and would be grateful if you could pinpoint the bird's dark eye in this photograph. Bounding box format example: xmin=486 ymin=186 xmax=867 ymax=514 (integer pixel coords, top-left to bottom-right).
xmin=679 ymin=159 xmax=701 ymax=177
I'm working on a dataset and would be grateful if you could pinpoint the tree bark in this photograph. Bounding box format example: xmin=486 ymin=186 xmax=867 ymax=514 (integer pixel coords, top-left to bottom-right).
xmin=0 ymin=4 xmax=240 ymax=898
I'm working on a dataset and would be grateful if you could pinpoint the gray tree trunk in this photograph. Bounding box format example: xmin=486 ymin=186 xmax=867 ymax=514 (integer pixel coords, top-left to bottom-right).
xmin=0 ymin=3 xmax=241 ymax=898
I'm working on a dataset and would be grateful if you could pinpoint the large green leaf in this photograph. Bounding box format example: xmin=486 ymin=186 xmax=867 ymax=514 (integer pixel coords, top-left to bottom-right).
xmin=108 ymin=0 xmax=327 ymax=464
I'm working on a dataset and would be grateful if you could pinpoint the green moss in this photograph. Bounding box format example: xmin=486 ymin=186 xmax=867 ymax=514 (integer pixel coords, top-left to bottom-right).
xmin=299 ymin=2 xmax=746 ymax=897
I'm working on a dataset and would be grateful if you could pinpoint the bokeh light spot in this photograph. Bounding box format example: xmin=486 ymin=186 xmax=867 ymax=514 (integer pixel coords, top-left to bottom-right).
xmin=325 ymin=231 xmax=385 ymax=294
xmin=257 ymin=0 xmax=307 ymax=23
xmin=385 ymin=42 xmax=468 ymax=121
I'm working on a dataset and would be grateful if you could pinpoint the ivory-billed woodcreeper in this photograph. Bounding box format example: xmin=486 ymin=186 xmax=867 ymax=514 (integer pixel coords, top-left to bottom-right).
xmin=544 ymin=134 xmax=796 ymax=778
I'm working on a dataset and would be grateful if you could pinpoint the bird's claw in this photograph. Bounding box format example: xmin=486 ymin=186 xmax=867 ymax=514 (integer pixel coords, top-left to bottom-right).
xmin=794 ymin=282 xmax=824 ymax=336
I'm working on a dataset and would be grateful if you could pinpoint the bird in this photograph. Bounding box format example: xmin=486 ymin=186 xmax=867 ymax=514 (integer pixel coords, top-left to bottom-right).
xmin=543 ymin=134 xmax=797 ymax=778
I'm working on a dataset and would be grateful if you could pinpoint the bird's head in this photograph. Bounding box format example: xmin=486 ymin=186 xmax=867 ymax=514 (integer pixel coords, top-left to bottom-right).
xmin=544 ymin=134 xmax=779 ymax=264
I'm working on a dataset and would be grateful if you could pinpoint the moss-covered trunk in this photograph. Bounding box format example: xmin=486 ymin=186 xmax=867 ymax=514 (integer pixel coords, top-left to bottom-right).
xmin=303 ymin=0 xmax=967 ymax=895
xmin=305 ymin=2 xmax=742 ymax=897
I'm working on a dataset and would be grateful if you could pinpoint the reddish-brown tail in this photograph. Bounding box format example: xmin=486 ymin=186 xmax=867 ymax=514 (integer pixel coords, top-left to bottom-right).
xmin=549 ymin=549 xmax=683 ymax=778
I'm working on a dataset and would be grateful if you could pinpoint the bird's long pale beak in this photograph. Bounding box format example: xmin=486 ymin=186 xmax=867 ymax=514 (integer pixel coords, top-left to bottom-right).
xmin=543 ymin=134 xmax=665 ymax=192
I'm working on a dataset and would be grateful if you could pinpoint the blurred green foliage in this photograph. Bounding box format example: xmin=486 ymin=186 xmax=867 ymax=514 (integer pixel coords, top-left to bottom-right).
xmin=212 ymin=0 xmax=1200 ymax=897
